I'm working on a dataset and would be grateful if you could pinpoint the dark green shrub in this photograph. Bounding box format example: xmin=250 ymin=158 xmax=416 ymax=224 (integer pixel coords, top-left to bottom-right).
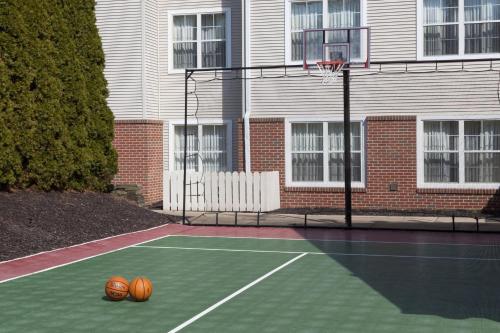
xmin=0 ymin=0 xmax=117 ymax=191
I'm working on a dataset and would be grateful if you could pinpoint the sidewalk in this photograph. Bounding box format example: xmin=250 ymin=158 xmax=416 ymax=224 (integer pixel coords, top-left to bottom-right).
xmin=159 ymin=211 xmax=500 ymax=232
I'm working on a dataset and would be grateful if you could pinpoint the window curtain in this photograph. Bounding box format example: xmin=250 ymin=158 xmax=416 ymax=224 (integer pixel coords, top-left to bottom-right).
xmin=202 ymin=125 xmax=227 ymax=172
xmin=201 ymin=14 xmax=226 ymax=67
xmin=423 ymin=0 xmax=459 ymax=56
xmin=291 ymin=1 xmax=323 ymax=61
xmin=292 ymin=123 xmax=324 ymax=181
xmin=328 ymin=0 xmax=361 ymax=59
xmin=328 ymin=123 xmax=362 ymax=182
xmin=465 ymin=120 xmax=500 ymax=182
xmin=464 ymin=0 xmax=500 ymax=54
xmin=424 ymin=121 xmax=459 ymax=182
xmin=174 ymin=126 xmax=199 ymax=171
xmin=173 ymin=15 xmax=197 ymax=69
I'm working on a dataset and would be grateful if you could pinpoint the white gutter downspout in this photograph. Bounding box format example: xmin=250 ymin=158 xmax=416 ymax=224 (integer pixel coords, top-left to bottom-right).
xmin=242 ymin=0 xmax=252 ymax=172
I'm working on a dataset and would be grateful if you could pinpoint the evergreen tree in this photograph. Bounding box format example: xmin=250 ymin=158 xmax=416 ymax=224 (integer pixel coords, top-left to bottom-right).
xmin=0 ymin=0 xmax=117 ymax=191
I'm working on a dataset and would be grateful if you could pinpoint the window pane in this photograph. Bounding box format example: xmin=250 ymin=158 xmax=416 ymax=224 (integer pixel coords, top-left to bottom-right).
xmin=292 ymin=153 xmax=324 ymax=181
xmin=424 ymin=121 xmax=459 ymax=151
xmin=202 ymin=125 xmax=227 ymax=172
xmin=465 ymin=0 xmax=500 ymax=21
xmin=424 ymin=25 xmax=459 ymax=56
xmin=328 ymin=0 xmax=360 ymax=27
xmin=424 ymin=0 xmax=459 ymax=24
xmin=173 ymin=42 xmax=197 ymax=69
xmin=329 ymin=152 xmax=361 ymax=182
xmin=202 ymin=14 xmax=226 ymax=40
xmin=483 ymin=120 xmax=500 ymax=150
xmin=328 ymin=122 xmax=361 ymax=151
xmin=465 ymin=152 xmax=500 ymax=182
xmin=465 ymin=120 xmax=500 ymax=183
xmin=424 ymin=152 xmax=459 ymax=182
xmin=465 ymin=120 xmax=500 ymax=150
xmin=328 ymin=122 xmax=362 ymax=182
xmin=202 ymin=41 xmax=226 ymax=67
xmin=173 ymin=15 xmax=197 ymax=41
xmin=465 ymin=22 xmax=500 ymax=54
xmin=423 ymin=121 xmax=459 ymax=183
xmin=291 ymin=1 xmax=323 ymax=61
xmin=292 ymin=123 xmax=323 ymax=152
xmin=174 ymin=126 xmax=199 ymax=171
xmin=291 ymin=122 xmax=323 ymax=182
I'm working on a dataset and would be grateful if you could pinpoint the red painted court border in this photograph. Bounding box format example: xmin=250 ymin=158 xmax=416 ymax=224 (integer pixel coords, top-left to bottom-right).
xmin=2 ymin=224 xmax=500 ymax=283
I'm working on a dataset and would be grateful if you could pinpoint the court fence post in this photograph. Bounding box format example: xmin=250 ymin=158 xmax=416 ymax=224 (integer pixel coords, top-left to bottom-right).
xmin=343 ymin=69 xmax=352 ymax=228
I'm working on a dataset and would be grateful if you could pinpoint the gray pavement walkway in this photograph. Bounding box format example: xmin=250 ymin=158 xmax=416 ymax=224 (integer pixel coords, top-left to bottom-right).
xmin=157 ymin=210 xmax=500 ymax=232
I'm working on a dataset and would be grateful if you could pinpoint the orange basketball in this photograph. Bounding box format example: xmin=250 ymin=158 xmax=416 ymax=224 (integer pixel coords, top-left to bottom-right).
xmin=129 ymin=276 xmax=153 ymax=302
xmin=105 ymin=276 xmax=129 ymax=301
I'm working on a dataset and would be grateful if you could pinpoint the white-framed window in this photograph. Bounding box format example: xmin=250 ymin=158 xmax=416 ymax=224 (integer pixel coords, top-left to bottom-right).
xmin=418 ymin=0 xmax=500 ymax=60
xmin=417 ymin=117 xmax=500 ymax=188
xmin=168 ymin=8 xmax=231 ymax=73
xmin=285 ymin=0 xmax=367 ymax=64
xmin=169 ymin=120 xmax=232 ymax=172
xmin=285 ymin=119 xmax=365 ymax=187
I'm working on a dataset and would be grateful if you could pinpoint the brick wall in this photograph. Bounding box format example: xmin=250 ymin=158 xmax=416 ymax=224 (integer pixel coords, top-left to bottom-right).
xmin=237 ymin=117 xmax=500 ymax=213
xmin=113 ymin=120 xmax=163 ymax=206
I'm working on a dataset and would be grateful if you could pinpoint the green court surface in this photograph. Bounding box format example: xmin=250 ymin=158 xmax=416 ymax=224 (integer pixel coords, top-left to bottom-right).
xmin=2 ymin=235 xmax=500 ymax=332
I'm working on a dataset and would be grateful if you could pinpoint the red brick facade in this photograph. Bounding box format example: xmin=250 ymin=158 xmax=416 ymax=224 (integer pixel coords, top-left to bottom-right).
xmin=113 ymin=120 xmax=163 ymax=206
xmin=237 ymin=117 xmax=500 ymax=213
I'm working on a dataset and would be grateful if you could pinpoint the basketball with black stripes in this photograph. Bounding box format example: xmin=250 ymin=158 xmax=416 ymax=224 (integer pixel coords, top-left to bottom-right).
xmin=104 ymin=276 xmax=129 ymax=301
xmin=129 ymin=276 xmax=153 ymax=302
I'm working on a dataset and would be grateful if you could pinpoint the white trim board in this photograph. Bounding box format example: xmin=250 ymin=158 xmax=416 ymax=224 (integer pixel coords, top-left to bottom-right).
xmin=167 ymin=119 xmax=233 ymax=173
xmin=416 ymin=0 xmax=500 ymax=61
xmin=284 ymin=116 xmax=367 ymax=188
xmin=416 ymin=115 xmax=500 ymax=190
xmin=167 ymin=7 xmax=232 ymax=74
xmin=284 ymin=0 xmax=368 ymax=66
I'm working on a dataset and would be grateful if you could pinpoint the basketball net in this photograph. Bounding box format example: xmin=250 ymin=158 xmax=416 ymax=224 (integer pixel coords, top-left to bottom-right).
xmin=317 ymin=61 xmax=345 ymax=85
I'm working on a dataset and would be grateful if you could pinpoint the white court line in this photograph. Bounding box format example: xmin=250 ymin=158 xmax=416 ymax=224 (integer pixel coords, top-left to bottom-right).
xmin=134 ymin=245 xmax=500 ymax=262
xmin=134 ymin=245 xmax=305 ymax=255
xmin=0 ymin=235 xmax=173 ymax=284
xmin=166 ymin=253 xmax=308 ymax=333
xmin=0 ymin=224 xmax=171 ymax=265
xmin=168 ymin=234 xmax=500 ymax=247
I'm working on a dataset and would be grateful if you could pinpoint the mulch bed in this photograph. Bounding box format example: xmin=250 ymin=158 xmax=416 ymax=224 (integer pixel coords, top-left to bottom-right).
xmin=0 ymin=191 xmax=177 ymax=262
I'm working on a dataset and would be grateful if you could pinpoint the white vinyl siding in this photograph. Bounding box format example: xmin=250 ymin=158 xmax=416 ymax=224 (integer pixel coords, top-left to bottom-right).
xmin=144 ymin=0 xmax=160 ymax=119
xmin=95 ymin=0 xmax=159 ymax=120
xmin=286 ymin=119 xmax=365 ymax=187
xmin=95 ymin=0 xmax=144 ymax=119
xmin=249 ymin=66 xmax=500 ymax=118
xmin=418 ymin=116 xmax=500 ymax=189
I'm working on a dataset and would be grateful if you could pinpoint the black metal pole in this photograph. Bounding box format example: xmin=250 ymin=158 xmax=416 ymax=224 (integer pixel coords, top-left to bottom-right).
xmin=343 ymin=69 xmax=352 ymax=228
xmin=182 ymin=70 xmax=189 ymax=225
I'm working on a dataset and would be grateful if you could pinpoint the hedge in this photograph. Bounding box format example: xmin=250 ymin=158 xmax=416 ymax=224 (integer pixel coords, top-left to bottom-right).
xmin=0 ymin=0 xmax=117 ymax=191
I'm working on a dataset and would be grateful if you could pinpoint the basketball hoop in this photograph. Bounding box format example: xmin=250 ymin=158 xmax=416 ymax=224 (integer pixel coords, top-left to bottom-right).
xmin=317 ymin=60 xmax=345 ymax=85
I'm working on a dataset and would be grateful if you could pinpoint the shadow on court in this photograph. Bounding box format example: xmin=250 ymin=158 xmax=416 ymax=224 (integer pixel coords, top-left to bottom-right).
xmin=308 ymin=238 xmax=500 ymax=322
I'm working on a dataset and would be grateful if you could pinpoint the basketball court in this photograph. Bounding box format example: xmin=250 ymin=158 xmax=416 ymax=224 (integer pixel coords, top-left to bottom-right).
xmin=2 ymin=224 xmax=500 ymax=332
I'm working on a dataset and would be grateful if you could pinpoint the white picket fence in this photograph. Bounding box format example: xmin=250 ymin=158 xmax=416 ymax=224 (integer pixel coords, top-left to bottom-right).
xmin=164 ymin=171 xmax=280 ymax=212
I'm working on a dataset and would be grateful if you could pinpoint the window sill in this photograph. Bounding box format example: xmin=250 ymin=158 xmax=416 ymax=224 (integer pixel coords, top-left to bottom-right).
xmin=285 ymin=187 xmax=367 ymax=193
xmin=417 ymin=188 xmax=499 ymax=195
xmin=417 ymin=53 xmax=500 ymax=62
